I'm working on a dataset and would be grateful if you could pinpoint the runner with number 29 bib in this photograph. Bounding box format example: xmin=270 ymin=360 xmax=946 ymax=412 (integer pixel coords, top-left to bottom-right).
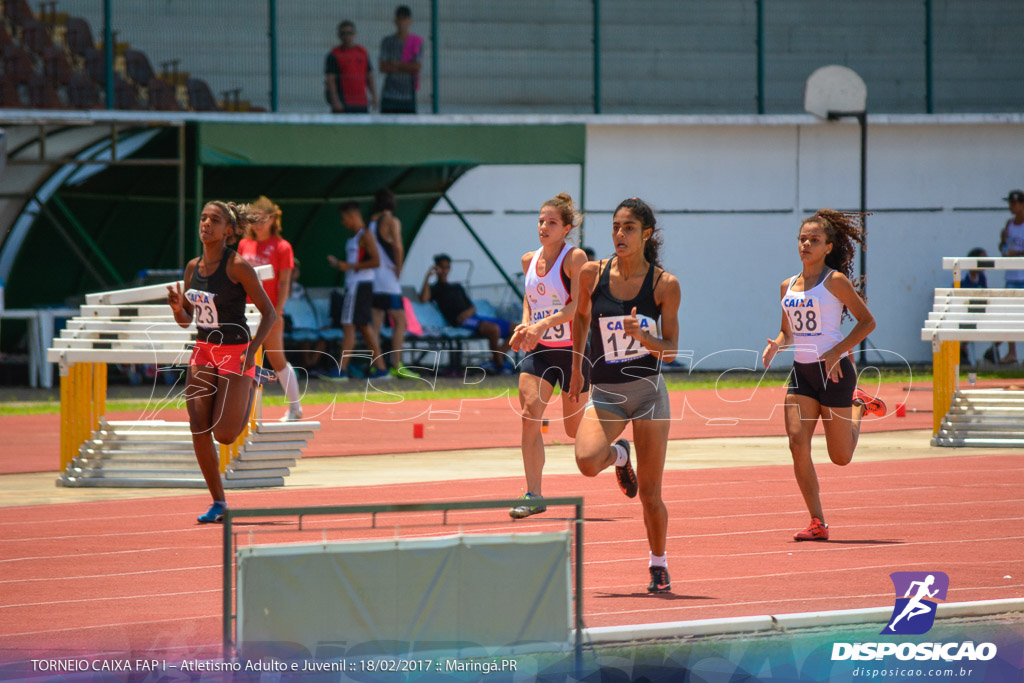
xmin=569 ymin=197 xmax=681 ymax=594
xmin=506 ymin=193 xmax=590 ymax=520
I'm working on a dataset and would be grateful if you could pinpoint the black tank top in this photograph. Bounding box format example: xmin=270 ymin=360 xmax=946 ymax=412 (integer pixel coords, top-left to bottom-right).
xmin=186 ymin=249 xmax=251 ymax=345
xmin=588 ymin=258 xmax=662 ymax=384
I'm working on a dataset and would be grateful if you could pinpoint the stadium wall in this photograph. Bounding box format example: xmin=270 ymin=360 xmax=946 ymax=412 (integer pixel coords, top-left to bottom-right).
xmin=405 ymin=114 xmax=1024 ymax=367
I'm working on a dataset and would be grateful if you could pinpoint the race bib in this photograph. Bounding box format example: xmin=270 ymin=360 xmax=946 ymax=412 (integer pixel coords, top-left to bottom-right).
xmin=599 ymin=314 xmax=657 ymax=363
xmin=532 ymin=307 xmax=570 ymax=343
xmin=186 ymin=288 xmax=219 ymax=328
xmin=783 ymin=294 xmax=821 ymax=336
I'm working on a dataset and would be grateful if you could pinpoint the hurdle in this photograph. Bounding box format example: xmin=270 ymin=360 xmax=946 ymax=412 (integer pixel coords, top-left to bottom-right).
xmin=222 ymin=498 xmax=585 ymax=674
xmin=921 ymin=256 xmax=1024 ymax=446
xmin=46 ymin=267 xmax=320 ymax=487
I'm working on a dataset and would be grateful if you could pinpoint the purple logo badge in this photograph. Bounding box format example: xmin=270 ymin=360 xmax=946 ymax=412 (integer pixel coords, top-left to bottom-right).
xmin=882 ymin=571 xmax=949 ymax=635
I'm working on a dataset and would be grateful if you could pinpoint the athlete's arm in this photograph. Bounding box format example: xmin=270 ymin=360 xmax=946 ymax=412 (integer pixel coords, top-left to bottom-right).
xmin=419 ymin=266 xmax=436 ymax=302
xmin=383 ymin=214 xmax=404 ymax=272
xmin=762 ymin=279 xmax=792 ymax=369
xmin=820 ymin=271 xmax=875 ymax=380
xmin=355 ymin=230 xmax=381 ymax=270
xmin=569 ymin=260 xmax=599 ymax=402
xmin=508 ymin=252 xmax=534 ymax=352
xmin=228 ymin=254 xmax=278 ymax=373
xmin=167 ymin=259 xmax=197 ymax=328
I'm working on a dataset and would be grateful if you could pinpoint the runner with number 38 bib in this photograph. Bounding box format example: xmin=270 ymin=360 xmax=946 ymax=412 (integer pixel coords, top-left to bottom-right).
xmin=762 ymin=209 xmax=887 ymax=543
xmin=506 ymin=193 xmax=590 ymax=520
xmin=569 ymin=197 xmax=681 ymax=594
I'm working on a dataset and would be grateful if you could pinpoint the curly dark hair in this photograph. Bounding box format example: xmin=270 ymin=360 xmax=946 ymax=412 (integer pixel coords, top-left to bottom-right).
xmin=614 ymin=197 xmax=662 ymax=268
xmin=802 ymin=208 xmax=868 ymax=318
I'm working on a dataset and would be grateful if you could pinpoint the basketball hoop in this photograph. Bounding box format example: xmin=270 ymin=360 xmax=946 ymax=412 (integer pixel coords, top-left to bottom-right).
xmin=804 ymin=65 xmax=866 ymax=119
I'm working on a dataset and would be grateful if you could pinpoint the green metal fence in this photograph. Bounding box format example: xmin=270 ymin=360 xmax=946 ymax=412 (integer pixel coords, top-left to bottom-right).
xmin=8 ymin=1 xmax=1024 ymax=114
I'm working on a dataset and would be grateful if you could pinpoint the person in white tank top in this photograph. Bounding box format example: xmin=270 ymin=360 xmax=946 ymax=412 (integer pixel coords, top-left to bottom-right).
xmin=505 ymin=193 xmax=589 ymax=520
xmin=762 ymin=209 xmax=887 ymax=543
xmin=997 ymin=189 xmax=1024 ymax=363
xmin=368 ymin=188 xmax=419 ymax=379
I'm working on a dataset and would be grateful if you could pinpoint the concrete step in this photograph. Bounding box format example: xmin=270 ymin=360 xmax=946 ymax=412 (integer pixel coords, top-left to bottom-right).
xmin=57 ymin=475 xmax=284 ymax=488
xmin=931 ymin=436 xmax=1024 ymax=448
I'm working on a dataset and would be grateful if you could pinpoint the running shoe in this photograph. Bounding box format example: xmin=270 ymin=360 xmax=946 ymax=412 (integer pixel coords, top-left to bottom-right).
xmin=254 ymin=365 xmax=277 ymax=387
xmin=648 ymin=566 xmax=671 ymax=593
xmin=279 ymin=405 xmax=303 ymax=422
xmin=318 ymin=367 xmax=349 ymax=382
xmin=853 ymin=388 xmax=887 ymax=417
xmin=390 ymin=364 xmax=421 ymax=380
xmin=614 ymin=438 xmax=638 ymax=498
xmin=368 ymin=367 xmax=394 ymax=381
xmin=509 ymin=492 xmax=547 ymax=519
xmin=198 ymin=501 xmax=227 ymax=524
xmin=793 ymin=517 xmax=829 ymax=541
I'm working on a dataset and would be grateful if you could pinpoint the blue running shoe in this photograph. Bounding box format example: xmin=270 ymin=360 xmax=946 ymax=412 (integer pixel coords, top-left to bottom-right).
xmin=254 ymin=365 xmax=277 ymax=387
xmin=368 ymin=367 xmax=393 ymax=381
xmin=198 ymin=501 xmax=227 ymax=524
xmin=318 ymin=367 xmax=349 ymax=382
xmin=509 ymin=492 xmax=547 ymax=519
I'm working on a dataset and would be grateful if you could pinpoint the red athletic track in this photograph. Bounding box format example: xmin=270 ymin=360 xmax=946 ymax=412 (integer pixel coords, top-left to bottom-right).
xmin=3 ymin=382 xmax=940 ymax=475
xmin=2 ymin=453 xmax=1022 ymax=661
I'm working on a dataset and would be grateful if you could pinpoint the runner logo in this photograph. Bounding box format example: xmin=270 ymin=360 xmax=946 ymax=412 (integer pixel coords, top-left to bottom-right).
xmin=882 ymin=571 xmax=948 ymax=635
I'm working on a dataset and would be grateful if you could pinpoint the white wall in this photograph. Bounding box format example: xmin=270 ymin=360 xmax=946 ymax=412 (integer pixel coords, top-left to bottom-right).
xmin=405 ymin=115 xmax=1024 ymax=367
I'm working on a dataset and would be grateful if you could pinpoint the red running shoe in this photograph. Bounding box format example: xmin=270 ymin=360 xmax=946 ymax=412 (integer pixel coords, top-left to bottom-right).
xmin=794 ymin=517 xmax=829 ymax=541
xmin=853 ymin=388 xmax=887 ymax=417
xmin=613 ymin=439 xmax=638 ymax=498
xmin=647 ymin=566 xmax=671 ymax=593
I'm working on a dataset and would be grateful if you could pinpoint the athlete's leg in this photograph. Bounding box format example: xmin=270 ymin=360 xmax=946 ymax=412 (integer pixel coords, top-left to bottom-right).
xmin=185 ymin=365 xmax=225 ymax=502
xmin=262 ymin=316 xmax=288 ymax=372
xmin=785 ymin=393 xmax=824 ymax=521
xmin=211 ymin=372 xmax=256 ymax=446
xmin=819 ymin=403 xmax=867 ymax=466
xmin=389 ymin=307 xmax=407 ymax=367
xmin=519 ymin=371 xmax=557 ymax=495
xmin=356 ymin=323 xmax=389 ymax=372
xmin=560 ymin=384 xmax=589 ymax=439
xmin=632 ymin=417 xmax=670 ymax=557
xmin=574 ymin=406 xmax=628 ymax=477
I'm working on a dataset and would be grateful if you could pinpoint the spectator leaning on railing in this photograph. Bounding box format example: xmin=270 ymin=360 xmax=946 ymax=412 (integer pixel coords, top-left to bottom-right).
xmin=379 ymin=5 xmax=422 ymax=114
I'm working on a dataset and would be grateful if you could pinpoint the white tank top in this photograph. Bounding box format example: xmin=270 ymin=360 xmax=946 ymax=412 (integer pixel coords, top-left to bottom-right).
xmin=525 ymin=243 xmax=574 ymax=347
xmin=345 ymin=227 xmax=375 ymax=285
xmin=1003 ymin=220 xmax=1024 ymax=283
xmin=370 ymin=219 xmax=402 ymax=295
xmin=782 ymin=269 xmax=845 ymax=364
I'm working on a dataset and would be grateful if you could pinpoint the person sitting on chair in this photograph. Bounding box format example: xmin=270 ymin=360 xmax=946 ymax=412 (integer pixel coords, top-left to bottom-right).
xmin=419 ymin=253 xmax=513 ymax=374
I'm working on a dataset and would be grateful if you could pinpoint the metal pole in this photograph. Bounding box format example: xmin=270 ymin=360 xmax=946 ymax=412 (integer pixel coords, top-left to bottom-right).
xmin=756 ymin=0 xmax=765 ymax=114
xmin=192 ymin=123 xmax=203 ymax=259
xmin=103 ymin=0 xmax=113 ymax=110
xmin=268 ymin=0 xmax=279 ymax=112
xmin=431 ymin=0 xmax=439 ymax=113
xmin=222 ymin=513 xmax=232 ymax=661
xmin=592 ymin=0 xmax=601 ymax=114
xmin=574 ymin=501 xmax=584 ymax=679
xmin=178 ymin=125 xmax=186 ymax=269
xmin=859 ymin=111 xmax=868 ymax=363
xmin=442 ymin=194 xmax=522 ymax=299
xmin=924 ymin=0 xmax=934 ymax=113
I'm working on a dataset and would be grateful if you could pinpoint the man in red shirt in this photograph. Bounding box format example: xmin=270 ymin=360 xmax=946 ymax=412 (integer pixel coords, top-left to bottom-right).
xmin=324 ymin=20 xmax=377 ymax=113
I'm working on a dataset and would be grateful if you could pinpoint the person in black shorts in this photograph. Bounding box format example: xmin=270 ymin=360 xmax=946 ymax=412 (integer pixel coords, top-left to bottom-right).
xmin=761 ymin=209 xmax=886 ymax=542
xmin=326 ymin=202 xmax=391 ymax=381
xmin=166 ymin=201 xmax=278 ymax=524
xmin=569 ymin=198 xmax=681 ymax=593
xmin=419 ymin=254 xmax=514 ymax=374
xmin=505 ymin=192 xmax=590 ymax=519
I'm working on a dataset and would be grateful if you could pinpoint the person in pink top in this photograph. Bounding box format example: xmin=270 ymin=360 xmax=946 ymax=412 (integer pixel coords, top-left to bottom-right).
xmin=237 ymin=196 xmax=303 ymax=421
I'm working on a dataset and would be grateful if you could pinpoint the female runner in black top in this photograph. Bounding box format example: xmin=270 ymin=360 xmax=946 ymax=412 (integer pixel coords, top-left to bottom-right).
xmin=166 ymin=201 xmax=277 ymax=523
xmin=569 ymin=197 xmax=681 ymax=593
